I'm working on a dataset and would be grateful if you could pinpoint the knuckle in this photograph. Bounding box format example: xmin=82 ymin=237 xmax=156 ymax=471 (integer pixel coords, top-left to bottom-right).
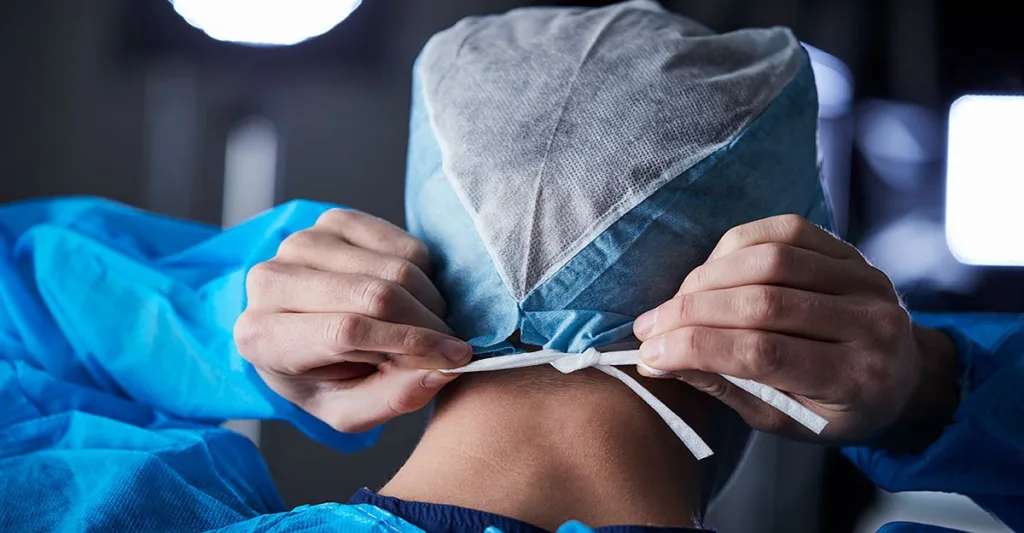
xmin=873 ymin=305 xmax=911 ymax=342
xmin=865 ymin=266 xmax=898 ymax=296
xmin=316 ymin=208 xmax=354 ymax=228
xmin=362 ymin=280 xmax=401 ymax=316
xmin=761 ymin=243 xmax=796 ymax=278
xmin=773 ymin=214 xmax=808 ymax=241
xmin=742 ymin=332 xmax=781 ymax=376
xmin=386 ymin=259 xmax=420 ymax=288
xmin=277 ymin=230 xmax=316 ymax=259
xmin=671 ymin=294 xmax=694 ymax=324
xmin=401 ymin=329 xmax=432 ymax=354
xmin=740 ymin=286 xmax=779 ymax=323
xmin=687 ymin=265 xmax=708 ymax=291
xmin=245 ymin=261 xmax=283 ymax=297
xmin=327 ymin=313 xmax=368 ymax=350
xmin=718 ymin=225 xmax=747 ymax=251
xmin=679 ymin=326 xmax=705 ymax=358
xmin=403 ymin=240 xmax=431 ymax=269
xmin=232 ymin=313 xmax=262 ymax=358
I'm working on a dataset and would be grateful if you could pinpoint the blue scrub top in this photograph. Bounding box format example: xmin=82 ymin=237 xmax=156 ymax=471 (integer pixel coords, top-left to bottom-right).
xmin=0 ymin=198 xmax=1019 ymax=532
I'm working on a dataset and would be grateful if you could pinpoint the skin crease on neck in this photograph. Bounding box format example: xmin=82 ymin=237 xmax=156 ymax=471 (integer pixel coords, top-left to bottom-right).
xmin=379 ymin=364 xmax=717 ymax=531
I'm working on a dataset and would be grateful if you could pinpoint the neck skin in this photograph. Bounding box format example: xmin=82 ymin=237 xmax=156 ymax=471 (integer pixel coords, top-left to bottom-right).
xmin=380 ymin=365 xmax=713 ymax=531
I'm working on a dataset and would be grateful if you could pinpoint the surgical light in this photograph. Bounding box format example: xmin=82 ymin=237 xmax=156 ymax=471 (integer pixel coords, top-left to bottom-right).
xmin=945 ymin=95 xmax=1024 ymax=266
xmin=170 ymin=0 xmax=361 ymax=46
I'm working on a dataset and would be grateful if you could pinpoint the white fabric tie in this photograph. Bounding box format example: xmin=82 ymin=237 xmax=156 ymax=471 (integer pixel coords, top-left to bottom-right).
xmin=440 ymin=348 xmax=827 ymax=460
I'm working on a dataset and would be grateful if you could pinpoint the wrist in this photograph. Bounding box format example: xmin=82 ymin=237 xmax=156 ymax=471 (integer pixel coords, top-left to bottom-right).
xmin=873 ymin=325 xmax=960 ymax=453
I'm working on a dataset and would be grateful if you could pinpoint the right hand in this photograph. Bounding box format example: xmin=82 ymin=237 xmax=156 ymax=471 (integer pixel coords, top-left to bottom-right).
xmin=633 ymin=215 xmax=958 ymax=449
xmin=234 ymin=208 xmax=473 ymax=433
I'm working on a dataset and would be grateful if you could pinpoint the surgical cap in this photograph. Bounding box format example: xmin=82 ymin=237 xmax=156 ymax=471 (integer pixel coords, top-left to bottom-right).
xmin=406 ymin=0 xmax=832 ymax=355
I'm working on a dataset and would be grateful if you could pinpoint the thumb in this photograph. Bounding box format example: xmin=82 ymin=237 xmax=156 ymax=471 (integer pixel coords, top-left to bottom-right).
xmin=377 ymin=366 xmax=459 ymax=417
xmin=323 ymin=364 xmax=458 ymax=433
xmin=673 ymin=370 xmax=792 ymax=435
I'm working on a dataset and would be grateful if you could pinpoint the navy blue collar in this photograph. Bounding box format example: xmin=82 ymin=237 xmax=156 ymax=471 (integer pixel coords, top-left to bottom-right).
xmin=349 ymin=488 xmax=711 ymax=533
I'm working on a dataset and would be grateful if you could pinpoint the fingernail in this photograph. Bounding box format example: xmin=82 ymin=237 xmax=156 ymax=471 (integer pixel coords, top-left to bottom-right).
xmin=441 ymin=338 xmax=471 ymax=362
xmin=637 ymin=362 xmax=672 ymax=378
xmin=421 ymin=371 xmax=453 ymax=389
xmin=633 ymin=308 xmax=659 ymax=339
xmin=639 ymin=336 xmax=664 ymax=365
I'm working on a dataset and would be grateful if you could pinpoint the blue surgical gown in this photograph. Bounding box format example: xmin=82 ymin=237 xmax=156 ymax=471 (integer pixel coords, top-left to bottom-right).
xmin=0 ymin=197 xmax=1020 ymax=532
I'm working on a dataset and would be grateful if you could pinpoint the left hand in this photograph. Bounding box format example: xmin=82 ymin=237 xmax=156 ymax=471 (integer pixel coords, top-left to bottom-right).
xmin=235 ymin=209 xmax=471 ymax=433
xmin=632 ymin=215 xmax=958 ymax=448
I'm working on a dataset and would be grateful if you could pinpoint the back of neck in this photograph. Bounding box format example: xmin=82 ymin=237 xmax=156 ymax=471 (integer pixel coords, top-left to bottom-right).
xmin=380 ymin=365 xmax=709 ymax=530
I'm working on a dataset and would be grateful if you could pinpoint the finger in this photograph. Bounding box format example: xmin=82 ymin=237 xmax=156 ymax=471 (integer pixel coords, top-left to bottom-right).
xmin=638 ymin=326 xmax=847 ymax=398
xmin=246 ymin=262 xmax=449 ymax=333
xmin=295 ymin=351 xmax=469 ymax=373
xmin=709 ymin=214 xmax=858 ymax=262
xmin=276 ymin=230 xmax=447 ymax=317
xmin=281 ymin=354 xmax=474 ymax=378
xmin=289 ymin=360 xmax=380 ymax=381
xmin=678 ymin=243 xmax=896 ymax=299
xmin=637 ymin=286 xmax=870 ymax=343
xmin=314 ymin=209 xmax=432 ymax=273
xmin=234 ymin=312 xmax=472 ymax=374
xmin=671 ymin=370 xmax=810 ymax=436
xmin=315 ymin=364 xmax=458 ymax=433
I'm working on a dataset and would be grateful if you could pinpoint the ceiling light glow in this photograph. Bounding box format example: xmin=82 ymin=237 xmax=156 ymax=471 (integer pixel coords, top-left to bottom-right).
xmin=171 ymin=0 xmax=361 ymax=46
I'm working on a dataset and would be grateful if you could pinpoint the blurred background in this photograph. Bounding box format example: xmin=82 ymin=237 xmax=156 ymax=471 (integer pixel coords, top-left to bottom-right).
xmin=1 ymin=1 xmax=1020 ymax=532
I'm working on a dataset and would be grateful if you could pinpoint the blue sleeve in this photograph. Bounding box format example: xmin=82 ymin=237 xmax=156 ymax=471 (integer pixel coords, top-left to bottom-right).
xmin=843 ymin=313 xmax=1024 ymax=531
xmin=0 ymin=197 xmax=393 ymax=532
xmin=0 ymin=197 xmax=380 ymax=452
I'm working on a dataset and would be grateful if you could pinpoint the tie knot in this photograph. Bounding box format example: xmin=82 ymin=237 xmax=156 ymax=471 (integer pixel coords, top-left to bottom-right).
xmin=550 ymin=348 xmax=603 ymax=373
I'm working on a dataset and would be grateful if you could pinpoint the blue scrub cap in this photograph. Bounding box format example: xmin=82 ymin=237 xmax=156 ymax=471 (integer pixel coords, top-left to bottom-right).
xmin=406 ymin=0 xmax=832 ymax=357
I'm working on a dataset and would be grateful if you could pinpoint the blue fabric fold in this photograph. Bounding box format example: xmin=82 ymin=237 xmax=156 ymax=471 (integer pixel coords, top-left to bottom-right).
xmin=0 ymin=197 xmax=384 ymax=532
xmin=843 ymin=312 xmax=1024 ymax=532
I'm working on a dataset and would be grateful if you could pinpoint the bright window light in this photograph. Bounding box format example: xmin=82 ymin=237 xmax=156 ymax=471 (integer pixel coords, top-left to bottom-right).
xmin=946 ymin=95 xmax=1024 ymax=266
xmin=171 ymin=0 xmax=361 ymax=46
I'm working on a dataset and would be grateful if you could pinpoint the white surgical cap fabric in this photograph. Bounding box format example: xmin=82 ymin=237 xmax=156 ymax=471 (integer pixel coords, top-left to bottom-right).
xmin=405 ymin=0 xmax=834 ymax=508
xmin=418 ymin=0 xmax=803 ymax=301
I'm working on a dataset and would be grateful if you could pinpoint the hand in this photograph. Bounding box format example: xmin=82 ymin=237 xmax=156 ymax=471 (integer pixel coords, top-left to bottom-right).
xmin=234 ymin=208 xmax=472 ymax=433
xmin=633 ymin=215 xmax=959 ymax=450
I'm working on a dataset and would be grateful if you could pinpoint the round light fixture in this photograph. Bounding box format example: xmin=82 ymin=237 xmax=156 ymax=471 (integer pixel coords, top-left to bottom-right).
xmin=170 ymin=0 xmax=362 ymax=46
